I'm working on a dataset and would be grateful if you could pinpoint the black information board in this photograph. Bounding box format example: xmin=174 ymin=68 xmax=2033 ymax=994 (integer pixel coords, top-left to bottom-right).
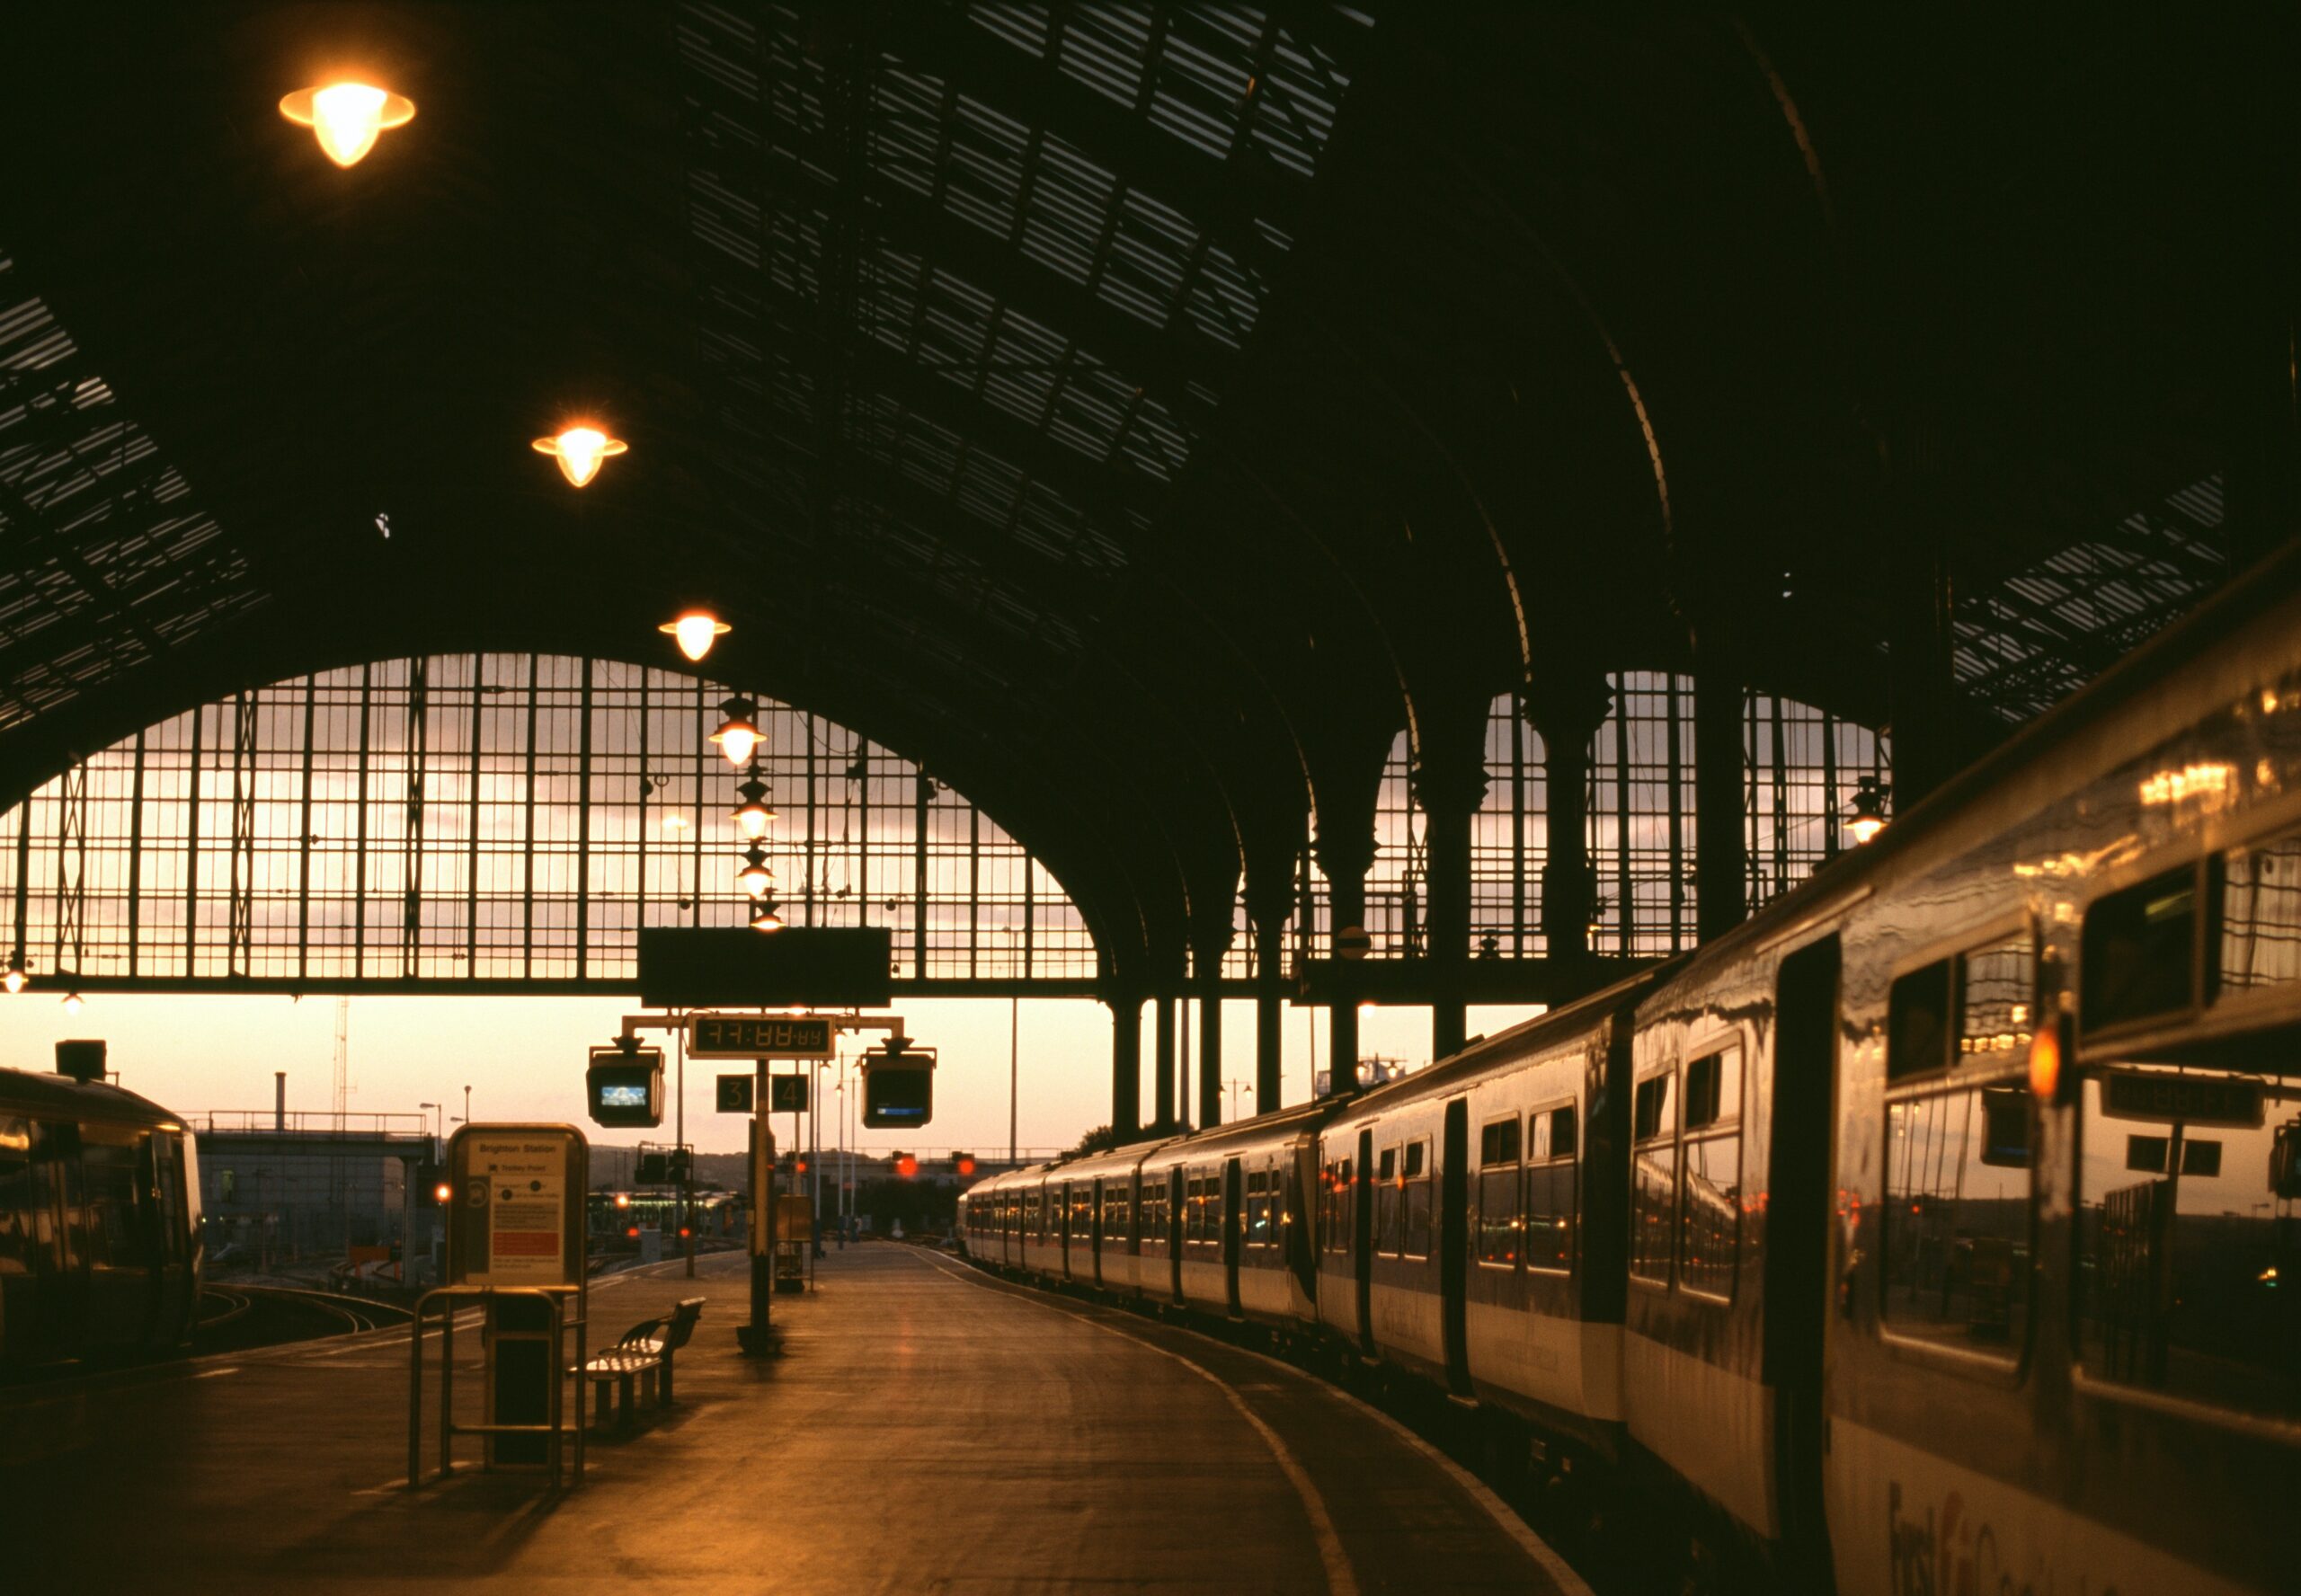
xmin=689 ymin=1014 xmax=837 ymax=1059
xmin=637 ymin=927 xmax=893 ymax=1007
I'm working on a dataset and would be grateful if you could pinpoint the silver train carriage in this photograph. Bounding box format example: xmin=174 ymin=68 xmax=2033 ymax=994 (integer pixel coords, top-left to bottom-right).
xmin=961 ymin=547 xmax=2301 ymax=1594
xmin=0 ymin=1063 xmax=206 ymax=1369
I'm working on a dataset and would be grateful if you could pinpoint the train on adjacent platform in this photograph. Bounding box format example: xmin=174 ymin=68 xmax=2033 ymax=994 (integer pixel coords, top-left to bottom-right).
xmin=963 ymin=548 xmax=2301 ymax=1594
xmin=0 ymin=1063 xmax=205 ymax=1370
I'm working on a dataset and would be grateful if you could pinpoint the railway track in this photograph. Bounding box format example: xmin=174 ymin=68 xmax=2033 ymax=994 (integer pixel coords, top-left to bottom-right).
xmin=191 ymin=1282 xmax=413 ymax=1353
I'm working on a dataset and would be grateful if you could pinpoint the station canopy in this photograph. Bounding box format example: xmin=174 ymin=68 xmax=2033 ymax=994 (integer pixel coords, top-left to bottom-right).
xmin=0 ymin=5 xmax=2278 ymax=982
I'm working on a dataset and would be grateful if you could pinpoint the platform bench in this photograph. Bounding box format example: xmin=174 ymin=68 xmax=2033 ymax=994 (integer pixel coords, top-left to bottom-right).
xmin=576 ymin=1297 xmax=705 ymax=1431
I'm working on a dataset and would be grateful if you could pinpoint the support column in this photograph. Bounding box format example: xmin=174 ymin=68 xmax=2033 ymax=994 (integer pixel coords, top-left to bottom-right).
xmin=1245 ymin=860 xmax=1293 ymax=1113
xmin=1523 ymin=674 xmax=1611 ymax=964
xmin=1153 ymin=994 xmax=1177 ymax=1133
xmin=1413 ymin=731 xmax=1488 ymax=1063
xmin=1692 ymin=626 xmax=1749 ymax=943
xmin=1316 ymin=822 xmax=1373 ymax=1097
xmin=1197 ymin=960 xmax=1224 ymax=1128
xmin=1108 ymin=992 xmax=1142 ymax=1139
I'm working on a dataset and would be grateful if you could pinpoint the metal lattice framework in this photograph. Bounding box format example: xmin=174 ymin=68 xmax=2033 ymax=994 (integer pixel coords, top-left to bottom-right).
xmin=1 ymin=654 xmax=1095 ymax=993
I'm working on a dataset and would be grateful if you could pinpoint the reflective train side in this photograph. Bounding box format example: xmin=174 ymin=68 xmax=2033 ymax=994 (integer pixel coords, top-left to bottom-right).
xmin=960 ymin=547 xmax=2301 ymax=1594
xmin=0 ymin=1064 xmax=205 ymax=1370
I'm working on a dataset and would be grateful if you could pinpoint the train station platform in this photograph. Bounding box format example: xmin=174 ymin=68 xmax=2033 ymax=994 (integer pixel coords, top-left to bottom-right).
xmin=1 ymin=1244 xmax=1584 ymax=1594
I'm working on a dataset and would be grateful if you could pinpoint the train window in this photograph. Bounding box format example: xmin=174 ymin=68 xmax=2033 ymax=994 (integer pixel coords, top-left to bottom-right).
xmin=2082 ymin=864 xmax=2205 ymax=1032
xmin=1678 ymin=1049 xmax=1742 ymax=1298
xmin=1375 ymin=1147 xmax=1402 ymax=1256
xmin=1102 ymin=1186 xmax=1130 ymax=1242
xmin=1403 ymin=1139 xmax=1432 ymax=1259
xmin=1630 ymin=1071 xmax=1675 ymax=1284
xmin=1889 ymin=961 xmax=1955 ymax=1080
xmin=2218 ymin=829 xmax=2301 ymax=995
xmin=1882 ymin=1087 xmax=2031 ymax=1361
xmin=1322 ymin=1158 xmax=1354 ymax=1256
xmin=1477 ymin=1118 xmax=1521 ymax=1267
xmin=2074 ymin=1055 xmax=2298 ymax=1421
xmin=1247 ymin=1171 xmax=1275 ymax=1246
xmin=82 ymin=1136 xmax=150 ymax=1270
xmin=1526 ymin=1102 xmax=1577 ymax=1274
xmin=1959 ymin=934 xmax=2035 ymax=1061
xmin=0 ymin=1116 xmax=28 ymax=1276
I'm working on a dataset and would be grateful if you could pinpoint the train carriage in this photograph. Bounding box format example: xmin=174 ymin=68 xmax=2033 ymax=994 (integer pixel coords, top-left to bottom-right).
xmin=0 ymin=1062 xmax=205 ymax=1370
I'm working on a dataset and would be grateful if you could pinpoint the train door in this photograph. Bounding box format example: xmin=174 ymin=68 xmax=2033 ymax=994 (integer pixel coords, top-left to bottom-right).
xmin=1354 ymin=1126 xmax=1375 ymax=1352
xmin=1441 ymin=1098 xmax=1470 ymax=1394
xmin=1167 ymin=1166 xmax=1184 ymax=1304
xmin=1090 ymin=1178 xmax=1105 ymax=1285
xmin=1222 ymin=1157 xmax=1243 ymax=1317
xmin=31 ymin=1122 xmax=87 ymax=1361
xmin=1768 ymin=936 xmax=1841 ymax=1592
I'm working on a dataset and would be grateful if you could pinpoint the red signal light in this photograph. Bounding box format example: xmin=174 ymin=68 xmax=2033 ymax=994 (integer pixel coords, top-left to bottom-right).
xmin=795 ymin=1158 xmax=808 ymax=1175
xmin=432 ymin=1183 xmax=452 ymax=1203
xmin=895 ymin=1152 xmax=918 ymax=1179
xmin=955 ymin=1152 xmax=976 ymax=1176
xmin=679 ymin=1227 xmax=691 ymax=1238
xmin=626 ymin=1226 xmax=640 ymax=1239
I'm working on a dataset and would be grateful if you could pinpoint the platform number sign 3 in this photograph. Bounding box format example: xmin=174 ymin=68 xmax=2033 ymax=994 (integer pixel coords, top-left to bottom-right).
xmin=717 ymin=1073 xmax=755 ymax=1114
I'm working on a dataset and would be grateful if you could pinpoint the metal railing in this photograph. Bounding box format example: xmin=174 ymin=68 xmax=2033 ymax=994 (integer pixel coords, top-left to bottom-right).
xmin=407 ymin=1286 xmax=587 ymax=1490
xmin=196 ymin=1109 xmax=431 ymax=1138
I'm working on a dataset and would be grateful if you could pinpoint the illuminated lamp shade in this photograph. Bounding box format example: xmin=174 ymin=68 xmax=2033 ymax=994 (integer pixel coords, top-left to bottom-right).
xmin=1846 ymin=775 xmax=1891 ymax=846
xmin=663 ymin=812 xmax=691 ymax=832
xmin=3 ymin=962 xmax=23 ymax=996
xmin=750 ymin=900 xmax=786 ymax=934
xmin=279 ymin=81 xmax=415 ymax=168
xmin=659 ymin=609 xmax=730 ymax=663
xmin=62 ymin=992 xmax=84 ymax=1015
xmin=709 ymin=697 xmax=762 ymax=767
xmin=531 ymin=426 xmax=627 ymax=489
xmin=432 ymin=1183 xmax=452 ymax=1204
xmin=732 ymin=776 xmax=776 ymax=840
xmin=735 ymin=847 xmax=775 ymax=900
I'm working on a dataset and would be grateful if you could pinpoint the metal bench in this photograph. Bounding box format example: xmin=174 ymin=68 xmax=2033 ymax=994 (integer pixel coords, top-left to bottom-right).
xmin=576 ymin=1297 xmax=705 ymax=1431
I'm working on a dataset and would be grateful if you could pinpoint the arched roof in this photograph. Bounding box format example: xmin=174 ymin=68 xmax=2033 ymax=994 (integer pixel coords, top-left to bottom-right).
xmin=0 ymin=4 xmax=2283 ymax=976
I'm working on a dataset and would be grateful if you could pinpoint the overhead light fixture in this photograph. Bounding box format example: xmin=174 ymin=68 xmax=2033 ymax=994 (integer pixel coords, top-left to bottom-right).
xmin=709 ymin=696 xmax=762 ymax=767
xmin=279 ymin=80 xmax=416 ymax=168
xmin=736 ymin=846 xmax=775 ymax=900
xmin=531 ymin=425 xmax=626 ymax=489
xmin=3 ymin=963 xmax=23 ymax=995
xmin=663 ymin=811 xmax=691 ymax=832
xmin=733 ymin=771 xmax=777 ymax=840
xmin=751 ymin=900 xmax=786 ymax=934
xmin=62 ymin=992 xmax=84 ymax=1015
xmin=1847 ymin=776 xmax=1891 ymax=846
xmin=660 ymin=609 xmax=729 ymax=664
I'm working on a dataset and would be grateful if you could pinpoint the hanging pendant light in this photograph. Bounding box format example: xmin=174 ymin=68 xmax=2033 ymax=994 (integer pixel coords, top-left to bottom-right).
xmin=659 ymin=608 xmax=730 ymax=663
xmin=3 ymin=959 xmax=24 ymax=995
xmin=751 ymin=899 xmax=786 ymax=933
xmin=1846 ymin=776 xmax=1891 ymax=845
xmin=531 ymin=425 xmax=627 ymax=488
xmin=735 ymin=845 xmax=775 ymax=900
xmin=279 ymin=80 xmax=415 ymax=167
xmin=61 ymin=992 xmax=84 ymax=1015
xmin=708 ymin=696 xmax=762 ymax=766
xmin=732 ymin=767 xmax=777 ymax=839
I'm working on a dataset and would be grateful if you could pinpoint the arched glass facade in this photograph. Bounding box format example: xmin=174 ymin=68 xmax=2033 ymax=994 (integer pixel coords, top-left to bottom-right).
xmin=0 ymin=654 xmax=1096 ymax=987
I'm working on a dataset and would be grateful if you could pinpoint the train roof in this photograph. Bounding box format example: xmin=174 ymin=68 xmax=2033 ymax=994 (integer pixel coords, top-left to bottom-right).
xmin=1652 ymin=539 xmax=2301 ymax=988
xmin=0 ymin=1063 xmax=184 ymax=1129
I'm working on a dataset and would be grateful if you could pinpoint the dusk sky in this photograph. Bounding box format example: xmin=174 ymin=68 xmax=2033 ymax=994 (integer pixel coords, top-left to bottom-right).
xmin=1 ymin=990 xmax=1543 ymax=1161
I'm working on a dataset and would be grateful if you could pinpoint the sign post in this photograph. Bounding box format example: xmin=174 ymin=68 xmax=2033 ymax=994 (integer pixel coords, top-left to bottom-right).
xmin=444 ymin=1123 xmax=587 ymax=1468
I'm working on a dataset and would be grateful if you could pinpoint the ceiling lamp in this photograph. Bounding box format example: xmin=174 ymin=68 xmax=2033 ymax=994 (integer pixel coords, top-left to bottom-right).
xmin=3 ymin=960 xmax=24 ymax=996
xmin=1846 ymin=776 xmax=1891 ymax=846
xmin=735 ymin=846 xmax=775 ymax=900
xmin=709 ymin=696 xmax=762 ymax=767
xmin=62 ymin=992 xmax=84 ymax=1015
xmin=751 ymin=900 xmax=786 ymax=934
xmin=279 ymin=81 xmax=416 ymax=168
xmin=531 ymin=426 xmax=626 ymax=489
xmin=733 ymin=772 xmax=777 ymax=840
xmin=659 ymin=609 xmax=730 ymax=664
xmin=663 ymin=811 xmax=691 ymax=832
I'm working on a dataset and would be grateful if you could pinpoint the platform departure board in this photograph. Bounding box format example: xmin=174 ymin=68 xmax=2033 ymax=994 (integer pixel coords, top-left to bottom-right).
xmin=689 ymin=1014 xmax=837 ymax=1059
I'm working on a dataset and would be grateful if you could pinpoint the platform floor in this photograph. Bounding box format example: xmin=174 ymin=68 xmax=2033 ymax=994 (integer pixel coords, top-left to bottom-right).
xmin=0 ymin=1244 xmax=1584 ymax=1594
